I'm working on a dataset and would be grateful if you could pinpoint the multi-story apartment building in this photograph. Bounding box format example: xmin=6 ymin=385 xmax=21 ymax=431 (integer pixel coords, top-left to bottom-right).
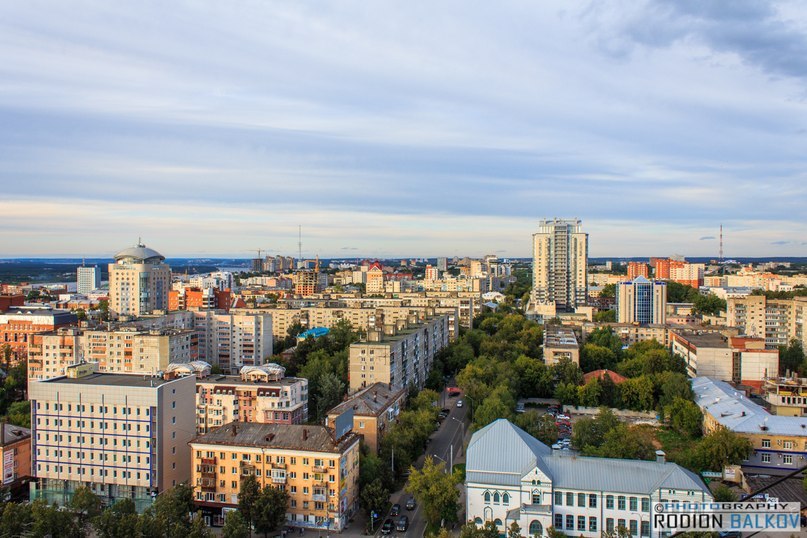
xmin=543 ymin=326 xmax=580 ymax=366
xmin=616 ymin=277 xmax=667 ymax=325
xmin=82 ymin=327 xmax=194 ymax=375
xmin=671 ymin=330 xmax=778 ymax=388
xmin=761 ymin=376 xmax=807 ymax=416
xmin=531 ymin=219 xmax=588 ymax=312
xmin=727 ymin=295 xmax=807 ymax=349
xmin=27 ymin=328 xmax=84 ymax=381
xmin=292 ymin=270 xmax=322 ymax=296
xmin=77 ymin=265 xmax=101 ymax=295
xmin=325 ymin=382 xmax=406 ymax=453
xmin=626 ymin=262 xmax=649 ymax=280
xmin=669 ymin=262 xmax=704 ymax=289
xmin=0 ymin=294 xmax=25 ymax=313
xmin=196 ymin=365 xmax=308 ymax=433
xmin=1 ymin=423 xmax=32 ymax=495
xmin=29 ymin=367 xmax=196 ymax=510
xmin=169 ymin=286 xmax=232 ymax=312
xmin=348 ymin=314 xmax=449 ymax=392
xmin=466 ymin=419 xmax=711 ymax=538
xmin=366 ymin=262 xmax=385 ymax=294
xmin=189 ymin=422 xmax=361 ymax=529
xmin=0 ymin=306 xmax=77 ymax=361
xmin=437 ymin=257 xmax=448 ymax=272
xmin=693 ymin=377 xmax=807 ymax=474
xmin=108 ymin=243 xmax=171 ymax=318
xmin=424 ymin=265 xmax=439 ymax=281
xmin=192 ymin=311 xmax=273 ymax=374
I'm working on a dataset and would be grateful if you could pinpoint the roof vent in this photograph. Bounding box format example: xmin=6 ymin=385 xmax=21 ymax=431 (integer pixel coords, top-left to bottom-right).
xmin=231 ymin=424 xmax=238 ymax=436
xmin=303 ymin=429 xmax=308 ymax=441
xmin=265 ymin=433 xmax=275 ymax=442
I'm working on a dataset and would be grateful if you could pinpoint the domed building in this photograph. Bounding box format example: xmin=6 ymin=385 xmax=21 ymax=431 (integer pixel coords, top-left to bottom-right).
xmin=108 ymin=241 xmax=171 ymax=317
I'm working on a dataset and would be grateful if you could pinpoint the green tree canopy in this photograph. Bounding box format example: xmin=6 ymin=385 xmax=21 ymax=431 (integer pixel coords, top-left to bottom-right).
xmin=406 ymin=456 xmax=461 ymax=528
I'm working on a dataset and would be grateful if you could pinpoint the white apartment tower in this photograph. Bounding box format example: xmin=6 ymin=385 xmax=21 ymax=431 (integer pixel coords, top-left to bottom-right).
xmin=77 ymin=265 xmax=101 ymax=295
xmin=108 ymin=243 xmax=171 ymax=318
xmin=532 ymin=219 xmax=588 ymax=312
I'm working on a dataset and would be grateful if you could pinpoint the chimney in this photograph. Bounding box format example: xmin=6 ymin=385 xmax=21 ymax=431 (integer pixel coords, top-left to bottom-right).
xmin=655 ymin=450 xmax=666 ymax=464
xmin=265 ymin=433 xmax=275 ymax=442
xmin=231 ymin=424 xmax=238 ymax=436
xmin=303 ymin=429 xmax=308 ymax=441
xmin=373 ymin=391 xmax=378 ymax=402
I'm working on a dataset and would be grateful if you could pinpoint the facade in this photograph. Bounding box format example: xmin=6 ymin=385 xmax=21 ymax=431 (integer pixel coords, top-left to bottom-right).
xmin=616 ymin=277 xmax=667 ymax=325
xmin=543 ymin=326 xmax=580 ymax=366
xmin=0 ymin=294 xmax=25 ymax=313
xmin=169 ymin=286 xmax=232 ymax=312
xmin=293 ymin=270 xmax=321 ymax=296
xmin=1 ymin=423 xmax=32 ymax=494
xmin=27 ymin=328 xmax=84 ymax=381
xmin=366 ymin=263 xmax=385 ymax=294
xmin=693 ymin=377 xmax=807 ymax=474
xmin=761 ymin=376 xmax=807 ymax=417
xmin=727 ymin=295 xmax=807 ymax=349
xmin=196 ymin=365 xmax=308 ymax=433
xmin=348 ymin=314 xmax=450 ymax=392
xmin=108 ymin=243 xmax=171 ymax=318
xmin=466 ymin=419 xmax=711 ymax=538
xmin=189 ymin=422 xmax=361 ymax=529
xmin=671 ymin=330 xmax=778 ymax=388
xmin=82 ymin=327 xmax=194 ymax=375
xmin=325 ymin=382 xmax=406 ymax=453
xmin=77 ymin=265 xmax=101 ymax=295
xmin=626 ymin=262 xmax=649 ymax=280
xmin=531 ymin=219 xmax=588 ymax=312
xmin=0 ymin=306 xmax=77 ymax=361
xmin=29 ymin=369 xmax=196 ymax=511
xmin=669 ymin=262 xmax=704 ymax=289
xmin=193 ymin=311 xmax=273 ymax=374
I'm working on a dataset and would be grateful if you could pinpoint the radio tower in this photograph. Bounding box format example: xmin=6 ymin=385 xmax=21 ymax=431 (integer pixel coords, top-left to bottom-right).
xmin=298 ymin=225 xmax=302 ymax=267
xmin=719 ymin=224 xmax=724 ymax=273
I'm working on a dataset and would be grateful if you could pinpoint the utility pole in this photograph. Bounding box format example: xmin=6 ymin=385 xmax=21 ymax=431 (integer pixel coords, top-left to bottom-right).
xmin=391 ymin=447 xmax=394 ymax=474
xmin=450 ymin=443 xmax=453 ymax=472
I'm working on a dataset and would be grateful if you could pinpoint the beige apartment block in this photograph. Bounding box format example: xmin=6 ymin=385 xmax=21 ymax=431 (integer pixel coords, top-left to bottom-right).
xmin=108 ymin=243 xmax=171 ymax=318
xmin=348 ymin=314 xmax=450 ymax=392
xmin=532 ymin=218 xmax=588 ymax=312
xmin=190 ymin=422 xmax=360 ymax=529
xmin=29 ymin=368 xmax=196 ymax=511
xmin=543 ymin=325 xmax=580 ymax=366
xmin=82 ymin=327 xmax=194 ymax=375
xmin=727 ymin=295 xmax=807 ymax=349
xmin=28 ymin=328 xmax=84 ymax=381
xmin=326 ymin=382 xmax=406 ymax=454
xmin=192 ymin=311 xmax=273 ymax=374
xmin=762 ymin=376 xmax=807 ymax=417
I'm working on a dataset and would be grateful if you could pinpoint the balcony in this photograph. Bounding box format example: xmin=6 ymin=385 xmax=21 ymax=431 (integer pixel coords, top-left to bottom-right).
xmin=313 ymin=465 xmax=326 ymax=473
xmin=271 ymin=475 xmax=286 ymax=484
xmin=312 ymin=494 xmax=327 ymax=502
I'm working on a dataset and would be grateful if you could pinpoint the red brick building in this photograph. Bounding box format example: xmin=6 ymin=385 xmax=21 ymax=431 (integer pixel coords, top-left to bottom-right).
xmin=0 ymin=307 xmax=78 ymax=361
xmin=168 ymin=287 xmax=232 ymax=312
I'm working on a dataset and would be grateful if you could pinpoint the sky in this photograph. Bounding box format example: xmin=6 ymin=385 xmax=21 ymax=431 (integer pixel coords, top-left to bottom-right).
xmin=1 ymin=1 xmax=806 ymax=259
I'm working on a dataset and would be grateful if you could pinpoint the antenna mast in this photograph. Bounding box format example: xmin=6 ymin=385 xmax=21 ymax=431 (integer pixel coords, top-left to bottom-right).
xmin=298 ymin=225 xmax=302 ymax=264
xmin=719 ymin=224 xmax=724 ymax=275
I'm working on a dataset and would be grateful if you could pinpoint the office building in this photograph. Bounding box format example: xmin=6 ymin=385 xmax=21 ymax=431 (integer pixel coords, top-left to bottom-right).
xmin=466 ymin=419 xmax=711 ymax=537
xmin=108 ymin=243 xmax=171 ymax=318
xmin=326 ymin=382 xmax=406 ymax=453
xmin=693 ymin=377 xmax=807 ymax=474
xmin=29 ymin=368 xmax=196 ymax=511
xmin=437 ymin=257 xmax=448 ymax=272
xmin=348 ymin=314 xmax=449 ymax=392
xmin=195 ymin=364 xmax=308 ymax=433
xmin=82 ymin=327 xmax=194 ymax=375
xmin=671 ymin=330 xmax=778 ymax=388
xmin=77 ymin=265 xmax=101 ymax=295
xmin=531 ymin=219 xmax=588 ymax=312
xmin=189 ymin=422 xmax=360 ymax=529
xmin=616 ymin=277 xmax=667 ymax=325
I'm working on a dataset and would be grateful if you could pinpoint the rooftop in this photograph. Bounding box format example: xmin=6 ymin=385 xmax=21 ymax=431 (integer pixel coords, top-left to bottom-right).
xmin=693 ymin=377 xmax=807 ymax=436
xmin=41 ymin=372 xmax=177 ymax=388
xmin=672 ymin=330 xmax=729 ymax=348
xmin=197 ymin=375 xmax=305 ymax=387
xmin=1 ymin=423 xmax=31 ymax=445
xmin=114 ymin=242 xmax=165 ymax=264
xmin=583 ymin=369 xmax=628 ymax=385
xmin=327 ymin=382 xmax=406 ymax=417
xmin=191 ymin=421 xmax=359 ymax=453
xmin=544 ymin=325 xmax=579 ymax=348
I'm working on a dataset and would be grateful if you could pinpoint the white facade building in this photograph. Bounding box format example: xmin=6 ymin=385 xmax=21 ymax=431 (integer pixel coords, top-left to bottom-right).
xmin=466 ymin=420 xmax=711 ymax=538
xmin=77 ymin=265 xmax=101 ymax=295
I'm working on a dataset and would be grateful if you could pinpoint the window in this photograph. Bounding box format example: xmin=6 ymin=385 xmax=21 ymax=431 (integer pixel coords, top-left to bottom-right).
xmin=606 ymin=519 xmax=614 ymax=533
xmin=629 ymin=497 xmax=637 ymax=511
xmin=618 ymin=519 xmax=626 ymax=531
xmin=554 ymin=492 xmax=562 ymax=505
xmin=589 ymin=517 xmax=597 ymax=532
xmin=578 ymin=493 xmax=585 ymax=507
xmin=484 ymin=492 xmax=491 ymax=503
xmin=577 ymin=516 xmax=585 ymax=531
xmin=554 ymin=515 xmax=563 ymax=529
xmin=502 ymin=493 xmax=510 ymax=505
xmin=566 ymin=492 xmax=574 ymax=506
xmin=784 ymin=454 xmax=793 ymax=464
xmin=529 ymin=520 xmax=543 ymax=536
xmin=641 ymin=521 xmax=650 ymax=537
xmin=629 ymin=520 xmax=638 ymax=536
xmin=761 ymin=453 xmax=771 ymax=463
xmin=641 ymin=498 xmax=649 ymax=512
xmin=531 ymin=491 xmax=540 ymax=504
xmin=589 ymin=494 xmax=597 ymax=508
xmin=565 ymin=515 xmax=573 ymax=530
xmin=618 ymin=496 xmax=626 ymax=510
xmin=761 ymin=438 xmax=771 ymax=448
xmin=606 ymin=495 xmax=614 ymax=509
xmin=493 ymin=492 xmax=500 ymax=504
xmin=494 ymin=519 xmax=502 ymax=530
xmin=784 ymin=440 xmax=793 ymax=449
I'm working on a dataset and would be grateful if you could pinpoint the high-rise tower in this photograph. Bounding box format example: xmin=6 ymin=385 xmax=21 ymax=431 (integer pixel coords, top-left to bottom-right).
xmin=108 ymin=242 xmax=171 ymax=317
xmin=531 ymin=218 xmax=588 ymax=311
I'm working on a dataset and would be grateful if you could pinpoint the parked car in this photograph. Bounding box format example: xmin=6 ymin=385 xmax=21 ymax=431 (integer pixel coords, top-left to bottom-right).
xmin=406 ymin=496 xmax=416 ymax=510
xmin=397 ymin=516 xmax=410 ymax=532
xmin=382 ymin=519 xmax=394 ymax=535
xmin=456 ymin=400 xmax=463 ymax=408
xmin=391 ymin=503 xmax=401 ymax=517
xmin=441 ymin=408 xmax=451 ymax=415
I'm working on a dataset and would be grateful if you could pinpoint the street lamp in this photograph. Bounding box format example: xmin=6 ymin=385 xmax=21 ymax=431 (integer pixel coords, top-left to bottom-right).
xmin=432 ymin=454 xmax=449 ymax=473
xmin=451 ymin=416 xmax=466 ymax=457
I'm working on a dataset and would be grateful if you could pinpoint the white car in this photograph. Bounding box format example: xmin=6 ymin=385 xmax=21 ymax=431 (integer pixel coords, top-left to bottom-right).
xmin=556 ymin=414 xmax=570 ymax=420
xmin=456 ymin=400 xmax=463 ymax=408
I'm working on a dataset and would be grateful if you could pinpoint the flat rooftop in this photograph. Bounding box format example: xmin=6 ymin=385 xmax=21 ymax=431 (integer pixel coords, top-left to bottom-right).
xmin=672 ymin=330 xmax=728 ymax=348
xmin=544 ymin=326 xmax=579 ymax=348
xmin=197 ymin=375 xmax=305 ymax=387
xmin=42 ymin=373 xmax=176 ymax=388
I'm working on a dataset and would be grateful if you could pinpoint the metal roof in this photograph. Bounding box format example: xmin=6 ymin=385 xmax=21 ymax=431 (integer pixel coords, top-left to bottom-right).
xmin=693 ymin=376 xmax=807 ymax=436
xmin=191 ymin=421 xmax=359 ymax=453
xmin=466 ymin=419 xmax=710 ymax=495
xmin=114 ymin=243 xmax=165 ymax=263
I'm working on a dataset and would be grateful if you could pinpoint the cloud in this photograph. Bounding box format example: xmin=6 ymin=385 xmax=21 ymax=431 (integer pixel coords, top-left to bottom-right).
xmin=770 ymin=240 xmax=792 ymax=245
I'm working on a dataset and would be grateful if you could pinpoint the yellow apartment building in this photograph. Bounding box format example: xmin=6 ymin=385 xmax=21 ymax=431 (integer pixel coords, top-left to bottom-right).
xmin=326 ymin=382 xmax=406 ymax=453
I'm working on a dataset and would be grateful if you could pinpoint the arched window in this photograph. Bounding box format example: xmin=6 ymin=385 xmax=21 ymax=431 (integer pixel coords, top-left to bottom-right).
xmin=532 ymin=489 xmax=541 ymax=504
xmin=494 ymin=519 xmax=503 ymax=529
xmin=502 ymin=492 xmax=510 ymax=505
xmin=529 ymin=520 xmax=543 ymax=537
xmin=484 ymin=491 xmax=491 ymax=503
xmin=493 ymin=492 xmax=500 ymax=504
xmin=474 ymin=518 xmax=483 ymax=526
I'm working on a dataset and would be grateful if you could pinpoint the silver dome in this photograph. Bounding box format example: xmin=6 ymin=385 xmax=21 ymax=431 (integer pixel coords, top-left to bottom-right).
xmin=114 ymin=243 xmax=165 ymax=263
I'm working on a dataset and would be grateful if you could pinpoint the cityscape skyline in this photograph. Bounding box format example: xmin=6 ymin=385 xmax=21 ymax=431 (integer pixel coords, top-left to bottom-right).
xmin=2 ymin=2 xmax=806 ymax=257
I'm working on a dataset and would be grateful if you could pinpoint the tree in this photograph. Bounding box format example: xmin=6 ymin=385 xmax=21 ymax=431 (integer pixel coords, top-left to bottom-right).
xmin=189 ymin=512 xmax=213 ymax=538
xmin=593 ymin=309 xmax=616 ymax=322
xmin=665 ymin=397 xmax=703 ymax=437
xmin=70 ymin=485 xmax=102 ymax=528
xmin=590 ymin=424 xmax=655 ymax=460
xmin=578 ymin=378 xmax=602 ymax=407
xmin=92 ymin=498 xmax=140 ymax=538
xmin=585 ymin=327 xmax=623 ymax=358
xmin=580 ymin=344 xmax=617 ymax=372
xmin=545 ymin=527 xmax=568 ymax=538
xmin=0 ymin=500 xmax=33 ymax=537
xmin=693 ymin=293 xmax=726 ymax=316
xmin=474 ymin=384 xmax=516 ymax=429
xmin=514 ymin=411 xmax=559 ymax=446
xmin=360 ymin=478 xmax=390 ymax=519
xmin=572 ymin=408 xmax=620 ymax=451
xmin=149 ymin=483 xmax=195 ymax=538
xmin=4 ymin=400 xmax=31 ymax=427
xmin=599 ymin=284 xmax=616 ymax=298
xmin=316 ymin=371 xmax=345 ymax=421
xmin=779 ymin=338 xmax=805 ymax=375
xmin=713 ymin=484 xmax=738 ymax=502
xmin=253 ymin=486 xmax=289 ymax=538
xmin=508 ymin=521 xmax=521 ymax=538
xmin=460 ymin=521 xmax=500 ymax=538
xmin=406 ymin=457 xmax=461 ymax=528
xmin=239 ymin=474 xmax=261 ymax=534
xmin=30 ymin=498 xmax=81 ymax=538
xmin=553 ymin=383 xmax=578 ymax=406
xmin=694 ymin=429 xmax=753 ymax=471
xmin=656 ymin=372 xmax=694 ymax=409
xmin=618 ymin=376 xmax=654 ymax=410
xmin=222 ymin=510 xmax=251 ymax=538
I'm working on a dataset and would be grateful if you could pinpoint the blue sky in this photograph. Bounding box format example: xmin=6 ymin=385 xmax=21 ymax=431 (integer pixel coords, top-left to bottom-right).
xmin=1 ymin=1 xmax=806 ymax=258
